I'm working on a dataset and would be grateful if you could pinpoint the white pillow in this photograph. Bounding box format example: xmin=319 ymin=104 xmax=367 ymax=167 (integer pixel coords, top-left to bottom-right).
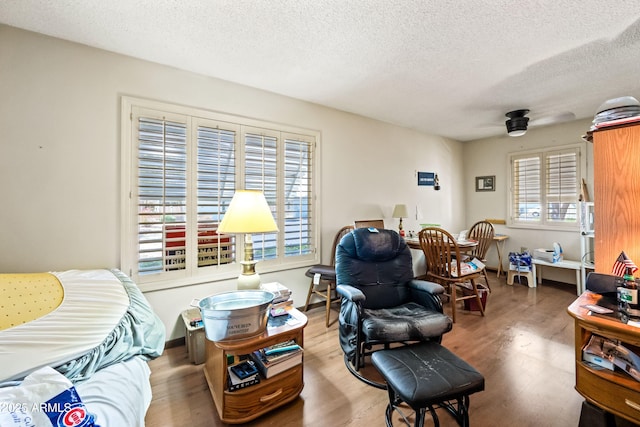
xmin=0 ymin=366 xmax=98 ymax=427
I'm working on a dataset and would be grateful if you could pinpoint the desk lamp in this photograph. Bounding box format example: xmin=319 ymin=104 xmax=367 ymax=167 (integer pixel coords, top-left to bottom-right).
xmin=392 ymin=204 xmax=409 ymax=237
xmin=217 ymin=190 xmax=278 ymax=289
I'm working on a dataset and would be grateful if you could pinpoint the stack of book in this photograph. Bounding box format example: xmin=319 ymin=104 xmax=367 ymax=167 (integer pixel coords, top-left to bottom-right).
xmin=260 ymin=282 xmax=293 ymax=317
xmin=227 ymin=360 xmax=260 ymax=391
xmin=250 ymin=340 xmax=303 ymax=379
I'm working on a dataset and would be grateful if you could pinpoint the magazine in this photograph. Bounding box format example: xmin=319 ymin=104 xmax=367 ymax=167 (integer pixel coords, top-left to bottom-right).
xmin=582 ymin=334 xmax=640 ymax=381
xmin=449 ymin=258 xmax=485 ymax=277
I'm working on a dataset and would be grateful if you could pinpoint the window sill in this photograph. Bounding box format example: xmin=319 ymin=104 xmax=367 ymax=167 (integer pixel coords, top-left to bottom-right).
xmin=137 ymin=258 xmax=318 ymax=293
xmin=507 ymin=222 xmax=579 ymax=233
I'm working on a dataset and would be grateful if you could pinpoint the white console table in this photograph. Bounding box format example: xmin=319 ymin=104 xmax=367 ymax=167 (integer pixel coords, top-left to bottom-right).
xmin=531 ymin=258 xmax=583 ymax=295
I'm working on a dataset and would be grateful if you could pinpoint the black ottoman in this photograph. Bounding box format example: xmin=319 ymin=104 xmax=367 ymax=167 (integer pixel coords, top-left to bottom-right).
xmin=371 ymin=341 xmax=484 ymax=427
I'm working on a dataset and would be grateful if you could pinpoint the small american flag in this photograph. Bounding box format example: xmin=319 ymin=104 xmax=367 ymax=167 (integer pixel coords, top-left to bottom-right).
xmin=612 ymin=251 xmax=638 ymax=276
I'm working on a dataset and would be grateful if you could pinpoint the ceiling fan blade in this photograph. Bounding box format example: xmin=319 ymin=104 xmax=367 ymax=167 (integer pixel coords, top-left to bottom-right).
xmin=529 ymin=112 xmax=576 ymax=127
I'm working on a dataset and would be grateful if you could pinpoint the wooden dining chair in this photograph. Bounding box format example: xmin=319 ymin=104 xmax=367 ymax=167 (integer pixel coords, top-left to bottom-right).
xmin=468 ymin=220 xmax=495 ymax=290
xmin=418 ymin=227 xmax=486 ymax=323
xmin=304 ymin=225 xmax=354 ymax=326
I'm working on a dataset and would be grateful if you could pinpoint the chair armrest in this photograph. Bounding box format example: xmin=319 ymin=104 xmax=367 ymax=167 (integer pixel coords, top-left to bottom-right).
xmin=336 ymin=284 xmax=366 ymax=302
xmin=408 ymin=279 xmax=445 ymax=312
xmin=408 ymin=279 xmax=445 ymax=295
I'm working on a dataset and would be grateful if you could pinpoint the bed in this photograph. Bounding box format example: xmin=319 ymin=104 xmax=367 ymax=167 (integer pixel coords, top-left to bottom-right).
xmin=0 ymin=269 xmax=165 ymax=426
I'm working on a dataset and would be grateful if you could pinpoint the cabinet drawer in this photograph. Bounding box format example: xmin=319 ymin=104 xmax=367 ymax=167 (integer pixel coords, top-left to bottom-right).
xmin=577 ymin=363 xmax=640 ymax=421
xmin=223 ymin=364 xmax=303 ymax=421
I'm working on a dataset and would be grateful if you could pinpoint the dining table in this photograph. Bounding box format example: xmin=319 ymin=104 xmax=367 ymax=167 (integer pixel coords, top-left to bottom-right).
xmin=404 ymin=236 xmax=478 ymax=251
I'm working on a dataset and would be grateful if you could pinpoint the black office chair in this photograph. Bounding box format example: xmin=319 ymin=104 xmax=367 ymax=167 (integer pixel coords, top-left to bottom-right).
xmin=336 ymin=228 xmax=453 ymax=388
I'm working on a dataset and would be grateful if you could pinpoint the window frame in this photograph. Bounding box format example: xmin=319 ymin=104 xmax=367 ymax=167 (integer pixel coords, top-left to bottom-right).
xmin=507 ymin=143 xmax=584 ymax=231
xmin=121 ymin=96 xmax=320 ymax=292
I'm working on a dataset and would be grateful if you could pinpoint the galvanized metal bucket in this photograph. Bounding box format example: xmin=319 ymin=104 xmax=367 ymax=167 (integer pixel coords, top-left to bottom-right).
xmin=193 ymin=290 xmax=275 ymax=342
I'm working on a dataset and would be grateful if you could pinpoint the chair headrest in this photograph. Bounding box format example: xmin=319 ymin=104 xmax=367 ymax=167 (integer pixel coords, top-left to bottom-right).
xmin=342 ymin=228 xmax=406 ymax=262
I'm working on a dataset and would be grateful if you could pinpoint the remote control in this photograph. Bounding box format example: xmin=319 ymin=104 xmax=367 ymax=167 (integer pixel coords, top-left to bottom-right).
xmin=582 ymin=304 xmax=614 ymax=314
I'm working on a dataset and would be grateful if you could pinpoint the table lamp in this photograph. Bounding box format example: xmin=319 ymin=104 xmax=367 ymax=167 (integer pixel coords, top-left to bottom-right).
xmin=392 ymin=204 xmax=409 ymax=237
xmin=217 ymin=190 xmax=279 ymax=290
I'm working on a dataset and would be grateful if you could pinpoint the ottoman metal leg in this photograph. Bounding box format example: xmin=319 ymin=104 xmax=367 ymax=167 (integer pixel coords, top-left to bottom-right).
xmin=384 ymin=385 xmax=440 ymax=427
xmin=440 ymin=396 xmax=471 ymax=427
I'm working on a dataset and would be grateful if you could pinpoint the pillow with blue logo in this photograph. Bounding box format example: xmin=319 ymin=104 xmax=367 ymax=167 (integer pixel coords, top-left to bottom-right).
xmin=0 ymin=366 xmax=99 ymax=427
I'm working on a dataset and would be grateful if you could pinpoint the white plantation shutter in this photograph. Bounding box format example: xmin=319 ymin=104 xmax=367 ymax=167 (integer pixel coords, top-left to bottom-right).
xmin=244 ymin=129 xmax=279 ymax=261
xmin=511 ymin=154 xmax=541 ymax=223
xmin=196 ymin=123 xmax=237 ymax=268
xmin=123 ymin=97 xmax=318 ymax=289
xmin=509 ymin=146 xmax=580 ymax=228
xmin=136 ymin=115 xmax=188 ymax=275
xmin=283 ymin=135 xmax=313 ymax=257
xmin=545 ymin=149 xmax=578 ymax=223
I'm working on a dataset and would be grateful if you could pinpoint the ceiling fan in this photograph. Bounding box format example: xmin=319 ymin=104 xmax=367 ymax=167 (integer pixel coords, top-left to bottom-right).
xmin=504 ymin=109 xmax=576 ymax=137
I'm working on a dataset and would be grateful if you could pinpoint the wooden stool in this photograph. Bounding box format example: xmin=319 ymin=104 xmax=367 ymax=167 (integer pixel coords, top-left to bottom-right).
xmin=303 ymin=265 xmax=340 ymax=327
xmin=507 ymin=269 xmax=534 ymax=287
xmin=371 ymin=341 xmax=484 ymax=427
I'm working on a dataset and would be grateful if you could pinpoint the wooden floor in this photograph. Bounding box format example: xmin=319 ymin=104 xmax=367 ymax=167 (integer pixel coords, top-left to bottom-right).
xmin=145 ymin=275 xmax=587 ymax=426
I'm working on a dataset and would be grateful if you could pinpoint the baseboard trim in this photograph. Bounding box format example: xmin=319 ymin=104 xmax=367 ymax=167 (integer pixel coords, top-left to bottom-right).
xmin=165 ymin=336 xmax=186 ymax=349
xmin=302 ymin=301 xmax=326 ymax=311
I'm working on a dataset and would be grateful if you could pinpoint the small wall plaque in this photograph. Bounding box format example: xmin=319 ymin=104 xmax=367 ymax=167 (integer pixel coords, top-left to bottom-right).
xmin=475 ymin=175 xmax=495 ymax=192
xmin=417 ymin=172 xmax=435 ymax=186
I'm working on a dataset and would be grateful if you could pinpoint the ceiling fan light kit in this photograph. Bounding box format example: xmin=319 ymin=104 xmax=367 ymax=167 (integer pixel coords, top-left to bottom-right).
xmin=505 ymin=109 xmax=530 ymax=137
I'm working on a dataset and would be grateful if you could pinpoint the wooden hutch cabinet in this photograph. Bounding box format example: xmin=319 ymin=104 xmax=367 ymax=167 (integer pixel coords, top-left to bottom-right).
xmin=593 ymin=122 xmax=640 ymax=272
xmin=569 ymin=122 xmax=640 ymax=424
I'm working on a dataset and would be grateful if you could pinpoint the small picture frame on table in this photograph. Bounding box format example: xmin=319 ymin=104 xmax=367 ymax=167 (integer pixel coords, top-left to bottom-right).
xmin=475 ymin=175 xmax=495 ymax=192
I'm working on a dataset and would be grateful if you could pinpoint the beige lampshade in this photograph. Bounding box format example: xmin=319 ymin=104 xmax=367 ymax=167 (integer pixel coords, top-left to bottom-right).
xmin=392 ymin=204 xmax=409 ymax=218
xmin=217 ymin=190 xmax=279 ymax=234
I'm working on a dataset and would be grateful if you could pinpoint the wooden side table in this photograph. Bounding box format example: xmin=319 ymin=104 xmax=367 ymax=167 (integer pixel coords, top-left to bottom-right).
xmin=203 ymin=307 xmax=308 ymax=424
xmin=492 ymin=234 xmax=509 ymax=277
xmin=567 ymin=292 xmax=640 ymax=424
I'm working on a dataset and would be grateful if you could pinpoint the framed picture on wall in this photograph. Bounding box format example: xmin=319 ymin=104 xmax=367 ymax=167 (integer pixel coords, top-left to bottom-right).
xmin=475 ymin=175 xmax=495 ymax=192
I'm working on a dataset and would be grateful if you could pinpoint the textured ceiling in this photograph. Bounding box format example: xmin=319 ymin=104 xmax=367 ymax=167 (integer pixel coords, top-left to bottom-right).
xmin=2 ymin=1 xmax=640 ymax=141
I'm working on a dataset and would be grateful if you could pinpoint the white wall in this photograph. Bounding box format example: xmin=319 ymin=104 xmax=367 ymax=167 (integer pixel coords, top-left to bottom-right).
xmin=463 ymin=118 xmax=595 ymax=285
xmin=0 ymin=25 xmax=466 ymax=340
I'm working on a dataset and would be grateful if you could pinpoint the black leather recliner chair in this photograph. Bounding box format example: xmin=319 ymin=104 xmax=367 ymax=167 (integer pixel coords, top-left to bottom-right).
xmin=336 ymin=227 xmax=453 ymax=388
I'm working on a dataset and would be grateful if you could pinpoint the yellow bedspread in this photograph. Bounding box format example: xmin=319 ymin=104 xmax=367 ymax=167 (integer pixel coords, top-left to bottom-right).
xmin=0 ymin=273 xmax=64 ymax=330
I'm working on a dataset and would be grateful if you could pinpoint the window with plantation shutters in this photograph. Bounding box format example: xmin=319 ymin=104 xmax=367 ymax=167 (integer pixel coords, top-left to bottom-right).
xmin=508 ymin=145 xmax=581 ymax=229
xmin=122 ymin=97 xmax=318 ymax=290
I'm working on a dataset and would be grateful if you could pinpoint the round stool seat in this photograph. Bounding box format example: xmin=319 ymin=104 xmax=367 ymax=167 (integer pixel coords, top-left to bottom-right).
xmin=372 ymin=341 xmax=484 ymax=426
